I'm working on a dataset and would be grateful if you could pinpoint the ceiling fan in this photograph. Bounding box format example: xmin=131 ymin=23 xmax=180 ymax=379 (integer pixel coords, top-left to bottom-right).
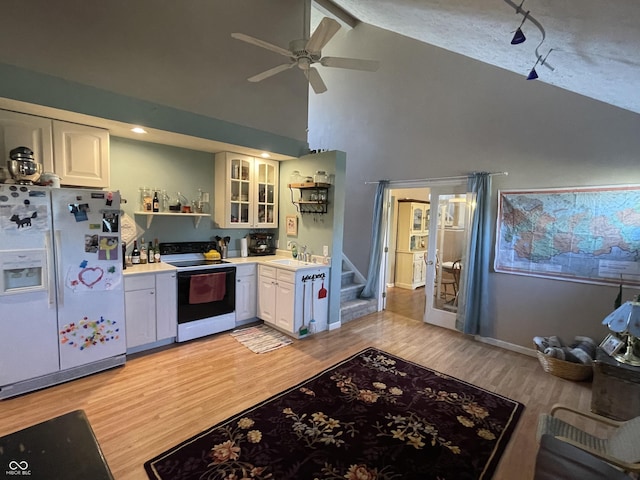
xmin=231 ymin=16 xmax=379 ymax=94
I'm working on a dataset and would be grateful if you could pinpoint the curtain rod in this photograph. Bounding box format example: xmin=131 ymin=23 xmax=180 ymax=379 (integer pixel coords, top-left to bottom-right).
xmin=364 ymin=171 xmax=508 ymax=185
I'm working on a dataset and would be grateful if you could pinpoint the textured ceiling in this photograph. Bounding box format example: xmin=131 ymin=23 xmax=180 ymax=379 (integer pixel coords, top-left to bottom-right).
xmin=329 ymin=0 xmax=640 ymax=115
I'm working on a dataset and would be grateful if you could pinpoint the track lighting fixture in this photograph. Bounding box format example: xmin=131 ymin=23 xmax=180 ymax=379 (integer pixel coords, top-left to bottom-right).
xmin=511 ymin=28 xmax=526 ymax=45
xmin=511 ymin=11 xmax=529 ymax=45
xmin=503 ymin=0 xmax=556 ymax=79
xmin=526 ymin=49 xmax=554 ymax=80
xmin=526 ymin=66 xmax=538 ymax=80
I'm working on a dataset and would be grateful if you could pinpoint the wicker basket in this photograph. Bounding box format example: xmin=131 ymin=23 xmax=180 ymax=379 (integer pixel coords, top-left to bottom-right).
xmin=534 ymin=344 xmax=593 ymax=381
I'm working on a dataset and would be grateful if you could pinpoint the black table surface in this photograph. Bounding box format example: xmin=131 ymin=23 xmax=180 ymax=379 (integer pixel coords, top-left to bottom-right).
xmin=0 ymin=409 xmax=114 ymax=480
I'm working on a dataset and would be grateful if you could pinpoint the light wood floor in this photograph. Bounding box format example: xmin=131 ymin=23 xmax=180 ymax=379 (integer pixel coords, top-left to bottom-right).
xmin=1 ymin=290 xmax=596 ymax=480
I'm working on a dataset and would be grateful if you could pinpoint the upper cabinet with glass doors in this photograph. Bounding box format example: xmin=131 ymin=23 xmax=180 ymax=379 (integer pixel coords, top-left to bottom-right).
xmin=214 ymin=152 xmax=279 ymax=228
xmin=410 ymin=201 xmax=430 ymax=234
xmin=396 ymin=200 xmax=430 ymax=251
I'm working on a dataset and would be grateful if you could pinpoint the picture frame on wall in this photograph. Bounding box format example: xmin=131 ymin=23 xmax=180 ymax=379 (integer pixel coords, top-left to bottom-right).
xmin=286 ymin=215 xmax=297 ymax=236
xmin=600 ymin=333 xmax=625 ymax=356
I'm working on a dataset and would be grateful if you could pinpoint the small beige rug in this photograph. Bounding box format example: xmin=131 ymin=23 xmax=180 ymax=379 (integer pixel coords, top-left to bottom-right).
xmin=230 ymin=324 xmax=293 ymax=354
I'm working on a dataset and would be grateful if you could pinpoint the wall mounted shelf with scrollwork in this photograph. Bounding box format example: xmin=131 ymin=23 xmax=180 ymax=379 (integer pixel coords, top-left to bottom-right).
xmin=288 ymin=182 xmax=331 ymax=215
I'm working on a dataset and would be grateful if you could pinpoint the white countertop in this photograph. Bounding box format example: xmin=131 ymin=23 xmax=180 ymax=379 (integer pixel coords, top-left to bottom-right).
xmin=123 ymin=254 xmax=331 ymax=276
xmin=123 ymin=262 xmax=177 ymax=275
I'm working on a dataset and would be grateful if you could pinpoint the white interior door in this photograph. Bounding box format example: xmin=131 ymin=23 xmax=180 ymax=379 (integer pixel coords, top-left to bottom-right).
xmin=424 ymin=186 xmax=472 ymax=329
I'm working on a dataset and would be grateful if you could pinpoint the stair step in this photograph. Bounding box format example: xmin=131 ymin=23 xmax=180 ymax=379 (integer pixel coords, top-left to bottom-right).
xmin=341 ymin=270 xmax=356 ymax=287
xmin=341 ymin=283 xmax=364 ymax=302
xmin=340 ymin=298 xmax=378 ymax=323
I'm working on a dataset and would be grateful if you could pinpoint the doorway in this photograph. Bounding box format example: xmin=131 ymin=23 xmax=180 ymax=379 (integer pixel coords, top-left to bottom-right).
xmin=382 ymin=181 xmax=472 ymax=329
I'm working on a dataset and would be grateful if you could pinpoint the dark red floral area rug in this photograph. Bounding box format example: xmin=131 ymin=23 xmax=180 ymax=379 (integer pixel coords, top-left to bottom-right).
xmin=144 ymin=347 xmax=524 ymax=480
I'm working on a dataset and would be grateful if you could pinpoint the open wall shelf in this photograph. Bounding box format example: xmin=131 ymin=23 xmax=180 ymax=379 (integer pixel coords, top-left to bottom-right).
xmin=134 ymin=211 xmax=209 ymax=228
xmin=288 ymin=182 xmax=331 ymax=215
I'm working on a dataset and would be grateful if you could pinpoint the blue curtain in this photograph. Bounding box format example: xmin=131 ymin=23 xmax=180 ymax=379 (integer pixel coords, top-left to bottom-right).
xmin=360 ymin=180 xmax=389 ymax=299
xmin=456 ymin=173 xmax=492 ymax=335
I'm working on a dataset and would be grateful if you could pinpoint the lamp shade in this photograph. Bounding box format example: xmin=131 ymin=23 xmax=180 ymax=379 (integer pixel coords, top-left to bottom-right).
xmin=511 ymin=28 xmax=526 ymax=45
xmin=602 ymin=301 xmax=640 ymax=336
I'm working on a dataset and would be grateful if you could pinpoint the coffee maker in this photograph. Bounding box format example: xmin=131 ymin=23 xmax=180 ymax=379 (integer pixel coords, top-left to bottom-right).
xmin=247 ymin=233 xmax=276 ymax=256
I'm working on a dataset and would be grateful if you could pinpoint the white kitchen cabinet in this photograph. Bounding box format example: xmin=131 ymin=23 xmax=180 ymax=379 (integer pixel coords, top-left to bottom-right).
xmin=274 ymin=269 xmax=295 ymax=332
xmin=52 ymin=120 xmax=110 ymax=188
xmin=155 ymin=271 xmax=177 ymax=340
xmin=124 ymin=275 xmax=157 ymax=348
xmin=124 ymin=271 xmax=177 ymax=352
xmin=214 ymin=152 xmax=279 ymax=228
xmin=235 ymin=264 xmax=257 ymax=326
xmin=0 ymin=109 xmax=53 ymax=172
xmin=0 ymin=110 xmax=109 ymax=188
xmin=257 ymin=264 xmax=329 ymax=338
xmin=257 ymin=265 xmax=278 ymax=324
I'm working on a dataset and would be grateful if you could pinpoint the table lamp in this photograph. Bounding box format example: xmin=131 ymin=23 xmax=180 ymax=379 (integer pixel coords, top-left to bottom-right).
xmin=602 ymin=301 xmax=640 ymax=366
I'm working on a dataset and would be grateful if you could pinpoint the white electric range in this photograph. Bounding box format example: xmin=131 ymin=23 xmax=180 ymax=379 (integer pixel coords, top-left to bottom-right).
xmin=160 ymin=242 xmax=236 ymax=342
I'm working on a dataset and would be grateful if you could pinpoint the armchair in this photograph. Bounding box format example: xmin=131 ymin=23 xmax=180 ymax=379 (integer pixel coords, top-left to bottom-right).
xmin=537 ymin=403 xmax=640 ymax=473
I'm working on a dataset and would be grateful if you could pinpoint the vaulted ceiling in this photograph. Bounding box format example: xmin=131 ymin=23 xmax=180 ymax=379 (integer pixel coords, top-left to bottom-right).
xmin=328 ymin=0 xmax=640 ymax=115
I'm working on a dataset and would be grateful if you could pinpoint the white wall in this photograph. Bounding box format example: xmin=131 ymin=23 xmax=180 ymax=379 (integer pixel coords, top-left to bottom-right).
xmin=308 ymin=23 xmax=640 ymax=347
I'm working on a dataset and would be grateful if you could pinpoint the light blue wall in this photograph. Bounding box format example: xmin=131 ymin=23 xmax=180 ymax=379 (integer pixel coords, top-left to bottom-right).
xmin=278 ymin=153 xmax=340 ymax=257
xmin=277 ymin=151 xmax=347 ymax=326
xmin=111 ymin=137 xmax=257 ymax=253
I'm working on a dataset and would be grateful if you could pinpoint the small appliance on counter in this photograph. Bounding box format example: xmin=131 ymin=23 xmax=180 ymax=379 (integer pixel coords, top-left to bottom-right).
xmin=247 ymin=233 xmax=276 ymax=256
xmin=6 ymin=146 xmax=42 ymax=185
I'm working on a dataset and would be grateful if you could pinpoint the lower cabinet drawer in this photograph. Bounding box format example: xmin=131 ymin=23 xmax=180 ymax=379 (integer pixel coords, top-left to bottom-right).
xmin=259 ymin=265 xmax=276 ymax=278
xmin=277 ymin=269 xmax=296 ymax=283
xmin=124 ymin=274 xmax=155 ymax=291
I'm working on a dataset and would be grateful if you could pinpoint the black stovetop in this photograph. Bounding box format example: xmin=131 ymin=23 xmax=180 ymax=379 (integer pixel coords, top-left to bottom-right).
xmin=166 ymin=259 xmax=230 ymax=267
xmin=159 ymin=241 xmax=218 ymax=256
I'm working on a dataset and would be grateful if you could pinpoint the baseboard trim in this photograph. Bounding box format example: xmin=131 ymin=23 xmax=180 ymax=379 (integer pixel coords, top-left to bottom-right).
xmin=474 ymin=335 xmax=537 ymax=358
xmin=0 ymin=355 xmax=126 ymax=400
xmin=328 ymin=321 xmax=342 ymax=331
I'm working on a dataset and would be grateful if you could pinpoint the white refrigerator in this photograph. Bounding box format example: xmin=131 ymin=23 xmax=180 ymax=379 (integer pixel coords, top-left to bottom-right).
xmin=0 ymin=185 xmax=126 ymax=399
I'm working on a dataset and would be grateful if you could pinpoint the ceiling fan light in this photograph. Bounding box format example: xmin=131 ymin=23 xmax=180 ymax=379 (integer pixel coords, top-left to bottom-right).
xmin=511 ymin=28 xmax=526 ymax=45
xmin=526 ymin=67 xmax=539 ymax=80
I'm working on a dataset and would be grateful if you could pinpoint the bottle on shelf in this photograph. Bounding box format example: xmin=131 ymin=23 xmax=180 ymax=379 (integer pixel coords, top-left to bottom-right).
xmin=161 ymin=190 xmax=169 ymax=212
xmin=131 ymin=240 xmax=141 ymax=265
xmin=140 ymin=237 xmax=148 ymax=264
xmin=154 ymin=238 xmax=161 ymax=263
xmin=140 ymin=187 xmax=152 ymax=212
xmin=122 ymin=241 xmax=127 ymax=270
xmin=152 ymin=191 xmax=160 ymax=212
xmin=148 ymin=240 xmax=155 ymax=263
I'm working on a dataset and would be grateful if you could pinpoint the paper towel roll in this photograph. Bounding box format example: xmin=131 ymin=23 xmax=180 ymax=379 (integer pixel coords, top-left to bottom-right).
xmin=240 ymin=237 xmax=248 ymax=257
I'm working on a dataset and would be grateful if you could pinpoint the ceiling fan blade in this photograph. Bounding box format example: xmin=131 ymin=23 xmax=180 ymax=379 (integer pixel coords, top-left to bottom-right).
xmin=231 ymin=32 xmax=292 ymax=58
xmin=248 ymin=63 xmax=295 ymax=83
xmin=305 ymin=67 xmax=327 ymax=94
xmin=320 ymin=56 xmax=380 ymax=72
xmin=305 ymin=17 xmax=341 ymax=53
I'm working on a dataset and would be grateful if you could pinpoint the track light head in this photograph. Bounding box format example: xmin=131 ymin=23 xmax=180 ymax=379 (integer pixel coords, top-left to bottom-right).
xmin=511 ymin=28 xmax=526 ymax=45
xmin=526 ymin=68 xmax=539 ymax=80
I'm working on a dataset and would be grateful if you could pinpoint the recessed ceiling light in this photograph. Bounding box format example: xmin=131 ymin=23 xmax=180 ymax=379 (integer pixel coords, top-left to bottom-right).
xmin=260 ymin=152 xmax=271 ymax=158
xmin=131 ymin=127 xmax=147 ymax=134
